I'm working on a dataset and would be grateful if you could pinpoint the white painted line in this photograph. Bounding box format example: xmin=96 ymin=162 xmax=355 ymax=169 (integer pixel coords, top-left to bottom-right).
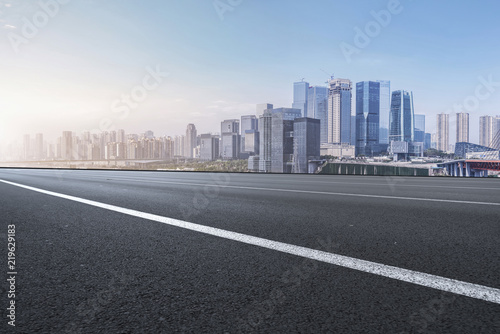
xmin=57 ymin=174 xmax=500 ymax=206
xmin=1 ymin=178 xmax=500 ymax=304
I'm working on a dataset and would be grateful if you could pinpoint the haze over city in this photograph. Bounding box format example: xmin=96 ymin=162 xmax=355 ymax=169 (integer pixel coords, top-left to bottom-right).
xmin=1 ymin=0 xmax=500 ymax=148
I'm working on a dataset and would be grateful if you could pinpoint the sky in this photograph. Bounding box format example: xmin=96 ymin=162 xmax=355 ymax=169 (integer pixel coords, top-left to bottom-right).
xmin=1 ymin=0 xmax=500 ymax=148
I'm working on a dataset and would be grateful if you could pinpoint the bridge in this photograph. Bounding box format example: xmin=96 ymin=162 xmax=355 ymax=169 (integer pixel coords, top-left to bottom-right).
xmin=437 ymin=160 xmax=500 ymax=177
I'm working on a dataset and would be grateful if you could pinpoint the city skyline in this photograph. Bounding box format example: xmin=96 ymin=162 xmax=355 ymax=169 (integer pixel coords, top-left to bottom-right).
xmin=2 ymin=1 xmax=500 ymax=150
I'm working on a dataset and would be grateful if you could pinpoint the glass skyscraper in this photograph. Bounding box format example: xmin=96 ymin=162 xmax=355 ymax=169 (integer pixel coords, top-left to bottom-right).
xmin=293 ymin=81 xmax=309 ymax=117
xmin=355 ymin=81 xmax=380 ymax=156
xmin=307 ymin=86 xmax=328 ymax=143
xmin=414 ymin=114 xmax=425 ymax=143
xmin=376 ymin=80 xmax=390 ymax=145
xmin=389 ymin=90 xmax=415 ymax=143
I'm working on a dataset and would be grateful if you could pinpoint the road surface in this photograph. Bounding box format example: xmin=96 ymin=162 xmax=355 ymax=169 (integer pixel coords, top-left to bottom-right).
xmin=0 ymin=168 xmax=499 ymax=333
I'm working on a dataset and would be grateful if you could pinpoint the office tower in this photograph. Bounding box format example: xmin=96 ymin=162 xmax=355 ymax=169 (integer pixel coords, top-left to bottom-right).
xmin=271 ymin=111 xmax=295 ymax=173
xmin=200 ymin=134 xmax=220 ymax=161
xmin=479 ymin=116 xmax=493 ymax=147
xmin=327 ymin=78 xmax=352 ymax=144
xmin=436 ymin=113 xmax=449 ymax=152
xmin=185 ymin=123 xmax=197 ymax=159
xmin=456 ymin=113 xmax=469 ymax=143
xmin=61 ymin=131 xmax=73 ymax=160
xmin=307 ymin=86 xmax=328 ymax=143
xmin=424 ymin=133 xmax=431 ymax=150
xmin=293 ymin=80 xmax=309 ymax=117
xmin=377 ymin=80 xmax=391 ymax=145
xmin=414 ymin=114 xmax=425 ymax=132
xmin=241 ymin=115 xmax=258 ymax=155
xmin=414 ymin=114 xmax=425 ymax=143
xmin=257 ymin=108 xmax=301 ymax=173
xmin=293 ymin=118 xmax=320 ymax=173
xmin=244 ymin=130 xmax=259 ymax=155
xmin=355 ymin=81 xmax=380 ymax=156
xmin=350 ymin=115 xmax=356 ymax=146
xmin=221 ymin=119 xmax=240 ymax=160
xmin=258 ymin=111 xmax=272 ymax=172
xmin=174 ymin=135 xmax=185 ymax=157
xmin=34 ymin=133 xmax=44 ymax=160
xmin=117 ymin=129 xmax=126 ymax=143
xmin=256 ymin=103 xmax=273 ymax=116
xmin=389 ymin=90 xmax=415 ymax=143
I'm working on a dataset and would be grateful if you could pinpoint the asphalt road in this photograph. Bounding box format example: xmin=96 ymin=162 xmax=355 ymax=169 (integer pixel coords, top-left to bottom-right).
xmin=0 ymin=168 xmax=499 ymax=333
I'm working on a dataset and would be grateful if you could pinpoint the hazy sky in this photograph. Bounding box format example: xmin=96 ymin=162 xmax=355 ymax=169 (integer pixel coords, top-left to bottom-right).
xmin=1 ymin=0 xmax=500 ymax=146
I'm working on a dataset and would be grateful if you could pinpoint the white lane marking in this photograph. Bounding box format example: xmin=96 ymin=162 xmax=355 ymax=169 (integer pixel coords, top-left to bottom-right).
xmin=1 ymin=178 xmax=499 ymax=305
xmin=42 ymin=174 xmax=500 ymax=206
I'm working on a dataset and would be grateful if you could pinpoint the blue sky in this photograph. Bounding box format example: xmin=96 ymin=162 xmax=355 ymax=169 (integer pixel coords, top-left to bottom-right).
xmin=1 ymin=0 xmax=500 ymax=146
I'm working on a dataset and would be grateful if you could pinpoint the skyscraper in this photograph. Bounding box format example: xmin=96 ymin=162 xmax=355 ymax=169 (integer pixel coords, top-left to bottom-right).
xmin=436 ymin=113 xmax=449 ymax=152
xmin=376 ymin=80 xmax=391 ymax=145
xmin=292 ymin=80 xmax=309 ymax=117
xmin=479 ymin=116 xmax=493 ymax=147
xmin=355 ymin=81 xmax=380 ymax=156
xmin=271 ymin=111 xmax=295 ymax=173
xmin=389 ymin=90 xmax=415 ymax=143
xmin=200 ymin=134 xmax=220 ymax=161
xmin=62 ymin=131 xmax=73 ymax=160
xmin=220 ymin=119 xmax=240 ymax=160
xmin=185 ymin=123 xmax=197 ymax=158
xmin=258 ymin=111 xmax=272 ymax=172
xmin=293 ymin=118 xmax=320 ymax=173
xmin=258 ymin=108 xmax=301 ymax=173
xmin=307 ymin=86 xmax=328 ymax=143
xmin=327 ymin=78 xmax=352 ymax=144
xmin=456 ymin=113 xmax=469 ymax=143
xmin=414 ymin=114 xmax=426 ymax=143
xmin=241 ymin=115 xmax=258 ymax=155
xmin=35 ymin=133 xmax=44 ymax=160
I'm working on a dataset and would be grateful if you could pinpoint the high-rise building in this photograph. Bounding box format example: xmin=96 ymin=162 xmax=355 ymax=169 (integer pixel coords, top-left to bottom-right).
xmin=241 ymin=115 xmax=258 ymax=155
xmin=436 ymin=113 xmax=449 ymax=152
xmin=424 ymin=133 xmax=431 ymax=150
xmin=355 ymin=81 xmax=380 ymax=156
xmin=244 ymin=130 xmax=259 ymax=155
xmin=220 ymin=119 xmax=240 ymax=160
xmin=414 ymin=114 xmax=425 ymax=144
xmin=389 ymin=90 xmax=415 ymax=143
xmin=414 ymin=114 xmax=425 ymax=132
xmin=256 ymin=103 xmax=273 ymax=116
xmin=61 ymin=131 xmax=73 ymax=160
xmin=258 ymin=108 xmax=301 ymax=173
xmin=293 ymin=118 xmax=320 ymax=173
xmin=200 ymin=134 xmax=220 ymax=161
xmin=185 ymin=123 xmax=197 ymax=159
xmin=34 ymin=133 xmax=44 ymax=160
xmin=376 ymin=80 xmax=391 ymax=145
xmin=350 ymin=115 xmax=356 ymax=146
xmin=456 ymin=113 xmax=469 ymax=143
xmin=117 ymin=129 xmax=126 ymax=143
xmin=293 ymin=80 xmax=309 ymax=117
xmin=174 ymin=135 xmax=185 ymax=157
xmin=258 ymin=111 xmax=272 ymax=172
xmin=271 ymin=111 xmax=295 ymax=173
xmin=327 ymin=78 xmax=352 ymax=144
xmin=307 ymin=86 xmax=328 ymax=143
xmin=479 ymin=115 xmax=493 ymax=147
